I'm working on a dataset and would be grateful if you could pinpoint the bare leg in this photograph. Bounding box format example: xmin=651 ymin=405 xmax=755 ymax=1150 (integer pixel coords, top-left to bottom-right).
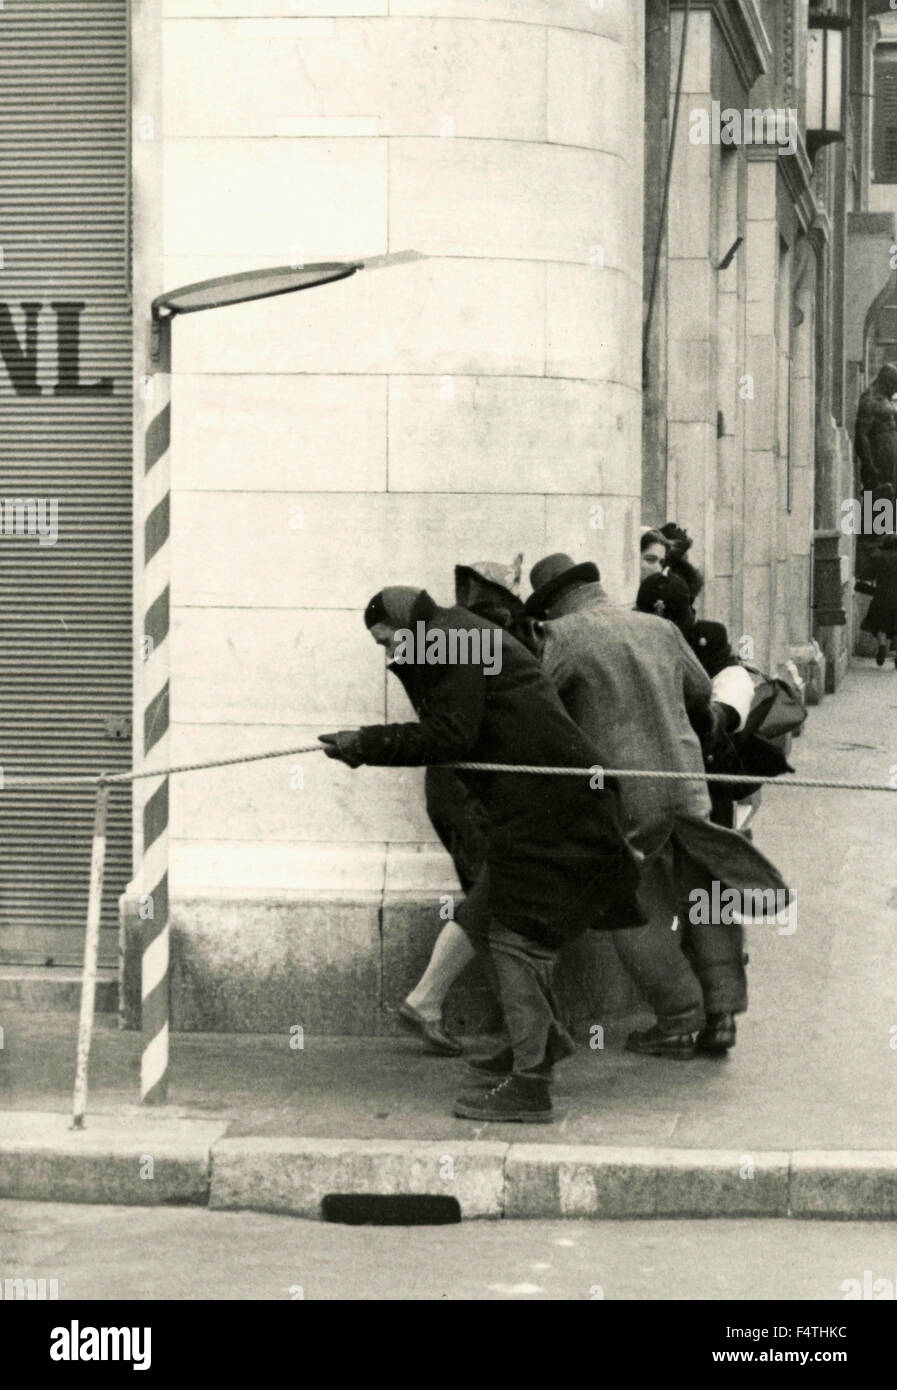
xmin=405 ymin=919 xmax=475 ymax=1021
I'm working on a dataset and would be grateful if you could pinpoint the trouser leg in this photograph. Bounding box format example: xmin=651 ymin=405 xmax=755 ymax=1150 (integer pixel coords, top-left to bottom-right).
xmin=679 ymin=852 xmax=748 ymax=1016
xmin=458 ymin=875 xmax=566 ymax=1073
xmin=683 ymin=920 xmax=748 ymax=1015
xmin=612 ymin=850 xmax=704 ymax=1032
xmin=457 ymin=867 xmax=505 ymax=1005
xmin=485 ymin=922 xmax=562 ymax=1076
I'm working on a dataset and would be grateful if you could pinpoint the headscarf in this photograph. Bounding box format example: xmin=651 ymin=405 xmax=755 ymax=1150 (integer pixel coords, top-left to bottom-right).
xmin=364 ymin=586 xmax=423 ymax=630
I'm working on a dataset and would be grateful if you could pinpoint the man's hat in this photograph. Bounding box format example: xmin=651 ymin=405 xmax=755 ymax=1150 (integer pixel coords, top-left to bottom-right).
xmin=524 ymin=553 xmax=600 ymax=617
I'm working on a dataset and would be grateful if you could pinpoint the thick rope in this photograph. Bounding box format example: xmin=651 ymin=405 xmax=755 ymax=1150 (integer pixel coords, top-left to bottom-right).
xmin=0 ymin=742 xmax=894 ymax=792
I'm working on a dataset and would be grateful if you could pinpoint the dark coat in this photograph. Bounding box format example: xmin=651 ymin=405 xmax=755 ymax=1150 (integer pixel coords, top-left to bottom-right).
xmin=423 ymin=587 xmax=541 ymax=890
xmin=686 ymin=619 xmax=738 ymax=679
xmin=860 ymin=549 xmax=897 ymax=639
xmin=424 ymin=765 xmax=488 ymax=893
xmin=354 ymin=593 xmax=645 ymax=940
xmin=855 ymin=388 xmax=897 ymax=495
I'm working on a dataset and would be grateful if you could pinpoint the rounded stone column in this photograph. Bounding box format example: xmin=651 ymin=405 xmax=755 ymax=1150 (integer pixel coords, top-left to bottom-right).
xmin=157 ymin=0 xmax=645 ymax=903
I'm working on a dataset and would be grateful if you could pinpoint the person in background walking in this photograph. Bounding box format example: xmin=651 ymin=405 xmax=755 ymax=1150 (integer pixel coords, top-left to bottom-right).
xmin=859 ymin=534 xmax=897 ymax=668
xmin=854 ymin=363 xmax=897 ymax=505
xmin=319 ymin=585 xmax=646 ymax=1123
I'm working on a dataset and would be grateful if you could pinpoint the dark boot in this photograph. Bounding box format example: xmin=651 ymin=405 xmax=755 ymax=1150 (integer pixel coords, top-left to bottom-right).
xmin=695 ymin=1012 xmax=736 ymax=1054
xmin=877 ymin=644 xmax=887 ymax=666
xmin=626 ymin=1023 xmax=696 ymax=1060
xmin=453 ymin=1072 xmax=554 ymax=1123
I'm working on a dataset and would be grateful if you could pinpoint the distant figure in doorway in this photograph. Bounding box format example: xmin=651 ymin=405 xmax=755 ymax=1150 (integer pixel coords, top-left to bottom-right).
xmin=860 ymin=534 xmax=897 ymax=668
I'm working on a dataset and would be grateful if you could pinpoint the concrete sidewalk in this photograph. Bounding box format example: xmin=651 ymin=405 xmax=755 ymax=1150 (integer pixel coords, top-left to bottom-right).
xmin=2 ymin=663 xmax=897 ymax=1217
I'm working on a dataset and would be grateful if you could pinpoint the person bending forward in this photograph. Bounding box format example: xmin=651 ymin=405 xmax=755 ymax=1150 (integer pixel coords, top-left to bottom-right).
xmin=319 ymin=586 xmax=646 ymax=1124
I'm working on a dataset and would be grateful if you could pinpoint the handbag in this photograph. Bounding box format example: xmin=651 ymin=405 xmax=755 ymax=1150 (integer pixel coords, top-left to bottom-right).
xmin=740 ymin=663 xmax=807 ymax=743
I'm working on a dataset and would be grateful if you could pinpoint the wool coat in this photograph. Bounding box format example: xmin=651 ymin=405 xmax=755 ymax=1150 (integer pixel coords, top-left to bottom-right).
xmin=860 ymin=547 xmax=897 ymax=639
xmin=855 ymin=385 xmax=897 ymax=494
xmin=539 ymin=585 xmax=788 ymax=896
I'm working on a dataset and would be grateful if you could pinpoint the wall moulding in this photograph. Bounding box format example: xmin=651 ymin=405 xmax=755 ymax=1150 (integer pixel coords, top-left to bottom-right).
xmin=671 ymin=0 xmax=772 ymax=91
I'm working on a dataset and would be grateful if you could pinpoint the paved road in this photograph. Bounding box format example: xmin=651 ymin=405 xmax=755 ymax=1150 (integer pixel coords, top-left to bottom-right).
xmin=3 ymin=1200 xmax=897 ymax=1300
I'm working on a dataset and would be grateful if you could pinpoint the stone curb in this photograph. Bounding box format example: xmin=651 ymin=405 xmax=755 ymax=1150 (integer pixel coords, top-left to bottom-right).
xmin=0 ymin=1113 xmax=228 ymax=1207
xmin=2 ymin=1116 xmax=897 ymax=1220
xmin=209 ymin=1137 xmax=508 ymax=1218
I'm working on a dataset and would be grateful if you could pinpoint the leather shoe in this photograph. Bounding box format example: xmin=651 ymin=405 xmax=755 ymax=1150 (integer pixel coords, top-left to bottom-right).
xmin=397 ymin=1002 xmax=462 ymax=1056
xmin=625 ymin=1024 xmax=695 ymax=1060
xmin=695 ymin=1012 xmax=736 ymax=1054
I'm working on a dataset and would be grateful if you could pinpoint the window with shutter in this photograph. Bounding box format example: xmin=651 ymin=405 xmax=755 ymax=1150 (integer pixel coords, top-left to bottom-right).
xmin=0 ymin=1 xmax=132 ymax=966
xmin=873 ymin=45 xmax=897 ymax=183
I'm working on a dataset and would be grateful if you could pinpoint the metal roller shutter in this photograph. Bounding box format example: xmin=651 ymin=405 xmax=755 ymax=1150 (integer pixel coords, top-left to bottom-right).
xmin=0 ymin=0 xmax=132 ymax=966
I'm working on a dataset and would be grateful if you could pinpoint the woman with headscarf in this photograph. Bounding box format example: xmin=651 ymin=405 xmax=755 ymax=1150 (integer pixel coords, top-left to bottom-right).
xmin=854 ymin=364 xmax=897 ymax=506
xmin=319 ymin=584 xmax=645 ymax=1124
xmin=859 ymin=533 xmax=897 ymax=666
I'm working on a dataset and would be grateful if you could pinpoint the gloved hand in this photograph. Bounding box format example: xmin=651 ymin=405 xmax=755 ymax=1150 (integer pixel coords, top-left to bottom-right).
xmin=318 ymin=731 xmax=364 ymax=768
xmin=694 ymin=701 xmax=734 ymax=758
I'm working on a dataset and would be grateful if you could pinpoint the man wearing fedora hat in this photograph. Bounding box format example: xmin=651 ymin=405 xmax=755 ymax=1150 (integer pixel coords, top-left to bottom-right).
xmin=526 ymin=553 xmax=789 ymax=1058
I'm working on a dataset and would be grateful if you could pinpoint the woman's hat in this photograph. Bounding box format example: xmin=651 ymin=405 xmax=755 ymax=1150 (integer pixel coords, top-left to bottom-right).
xmin=455 ymin=556 xmax=522 ymax=604
xmin=636 ymin=570 xmax=692 ymax=627
xmin=524 ymin=553 xmax=601 ymax=617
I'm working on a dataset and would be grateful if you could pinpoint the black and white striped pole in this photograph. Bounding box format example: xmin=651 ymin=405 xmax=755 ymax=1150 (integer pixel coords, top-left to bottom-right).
xmin=137 ymin=251 xmax=422 ymax=1104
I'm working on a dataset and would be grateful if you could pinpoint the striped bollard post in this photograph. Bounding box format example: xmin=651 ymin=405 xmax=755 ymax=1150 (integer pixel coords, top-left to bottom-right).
xmin=140 ymin=312 xmax=172 ymax=1104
